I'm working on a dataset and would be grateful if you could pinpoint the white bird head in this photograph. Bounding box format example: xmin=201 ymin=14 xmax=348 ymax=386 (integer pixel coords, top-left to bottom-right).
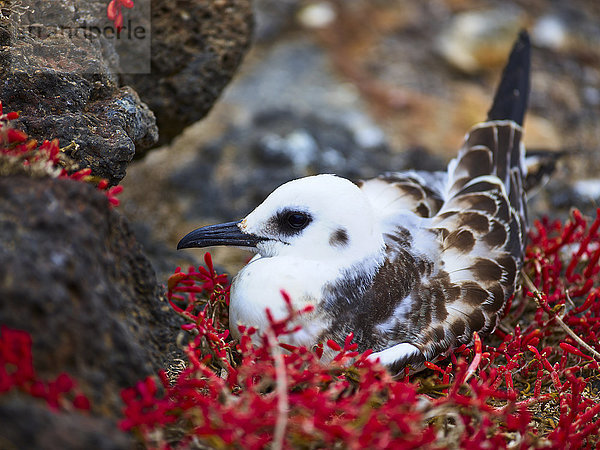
xmin=178 ymin=174 xmax=385 ymax=262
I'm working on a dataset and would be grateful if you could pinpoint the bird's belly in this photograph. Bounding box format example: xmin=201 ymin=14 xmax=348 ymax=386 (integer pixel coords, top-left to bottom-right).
xmin=229 ymin=256 xmax=338 ymax=347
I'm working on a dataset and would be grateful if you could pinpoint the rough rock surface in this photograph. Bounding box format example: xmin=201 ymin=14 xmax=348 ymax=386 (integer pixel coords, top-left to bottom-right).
xmin=0 ymin=396 xmax=131 ymax=450
xmin=0 ymin=176 xmax=184 ymax=418
xmin=0 ymin=0 xmax=159 ymax=185
xmin=123 ymin=0 xmax=254 ymax=146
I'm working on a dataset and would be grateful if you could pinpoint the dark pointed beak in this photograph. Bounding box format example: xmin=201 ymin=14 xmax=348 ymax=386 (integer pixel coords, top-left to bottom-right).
xmin=177 ymin=221 xmax=265 ymax=250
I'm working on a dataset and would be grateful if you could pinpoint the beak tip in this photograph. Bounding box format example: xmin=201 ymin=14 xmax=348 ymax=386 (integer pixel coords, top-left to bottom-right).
xmin=177 ymin=233 xmax=198 ymax=250
xmin=177 ymin=221 xmax=262 ymax=249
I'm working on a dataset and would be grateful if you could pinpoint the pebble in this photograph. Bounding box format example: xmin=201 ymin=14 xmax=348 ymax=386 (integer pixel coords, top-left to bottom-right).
xmin=342 ymin=111 xmax=386 ymax=149
xmin=298 ymin=2 xmax=336 ymax=29
xmin=437 ymin=7 xmax=525 ymax=74
xmin=573 ymin=179 xmax=600 ymax=201
xmin=531 ymin=15 xmax=568 ymax=51
xmin=259 ymin=130 xmax=319 ymax=169
xmin=583 ymin=87 xmax=600 ymax=107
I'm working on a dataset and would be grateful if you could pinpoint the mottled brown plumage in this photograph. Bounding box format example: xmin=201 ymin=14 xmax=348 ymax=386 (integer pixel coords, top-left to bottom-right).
xmin=320 ymin=118 xmax=528 ymax=372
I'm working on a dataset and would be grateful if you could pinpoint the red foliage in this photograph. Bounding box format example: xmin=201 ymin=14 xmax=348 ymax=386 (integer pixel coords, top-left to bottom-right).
xmin=107 ymin=0 xmax=134 ymax=31
xmin=121 ymin=210 xmax=600 ymax=448
xmin=0 ymin=101 xmax=122 ymax=206
xmin=124 ymin=280 xmax=437 ymax=448
xmin=0 ymin=326 xmax=90 ymax=411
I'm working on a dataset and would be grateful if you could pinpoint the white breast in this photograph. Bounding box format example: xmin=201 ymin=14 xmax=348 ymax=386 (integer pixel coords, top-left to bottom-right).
xmin=229 ymin=255 xmax=340 ymax=347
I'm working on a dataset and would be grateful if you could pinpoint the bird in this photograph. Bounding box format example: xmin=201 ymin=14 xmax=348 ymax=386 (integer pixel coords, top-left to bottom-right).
xmin=178 ymin=31 xmax=532 ymax=375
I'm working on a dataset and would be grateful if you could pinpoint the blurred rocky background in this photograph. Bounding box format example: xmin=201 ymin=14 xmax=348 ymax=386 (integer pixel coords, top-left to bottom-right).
xmin=120 ymin=0 xmax=600 ymax=280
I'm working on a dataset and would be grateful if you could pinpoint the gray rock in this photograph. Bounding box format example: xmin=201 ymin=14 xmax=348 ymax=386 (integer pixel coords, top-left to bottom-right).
xmin=0 ymin=397 xmax=131 ymax=450
xmin=123 ymin=0 xmax=254 ymax=146
xmin=0 ymin=0 xmax=159 ymax=185
xmin=253 ymin=0 xmax=300 ymax=42
xmin=0 ymin=176 xmax=184 ymax=418
xmin=13 ymin=86 xmax=158 ymax=185
xmin=544 ymin=178 xmax=600 ymax=221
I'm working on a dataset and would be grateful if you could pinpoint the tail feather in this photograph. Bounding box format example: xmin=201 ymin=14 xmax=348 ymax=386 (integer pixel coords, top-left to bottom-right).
xmin=421 ymin=32 xmax=531 ymax=364
xmin=487 ymin=30 xmax=531 ymax=126
xmin=444 ymin=31 xmax=530 ymax=240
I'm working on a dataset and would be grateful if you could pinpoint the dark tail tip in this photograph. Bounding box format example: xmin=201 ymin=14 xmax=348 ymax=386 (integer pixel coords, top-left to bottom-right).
xmin=487 ymin=30 xmax=531 ymax=126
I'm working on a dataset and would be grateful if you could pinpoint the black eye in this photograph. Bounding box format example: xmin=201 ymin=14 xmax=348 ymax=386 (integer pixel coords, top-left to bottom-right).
xmin=286 ymin=212 xmax=309 ymax=229
xmin=273 ymin=210 xmax=313 ymax=236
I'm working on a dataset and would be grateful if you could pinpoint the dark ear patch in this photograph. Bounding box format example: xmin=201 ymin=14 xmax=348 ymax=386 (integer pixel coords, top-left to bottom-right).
xmin=329 ymin=228 xmax=349 ymax=247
